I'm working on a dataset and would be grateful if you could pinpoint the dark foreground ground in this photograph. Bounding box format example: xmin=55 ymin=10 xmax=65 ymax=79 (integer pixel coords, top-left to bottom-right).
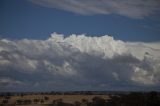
xmin=0 ymin=91 xmax=160 ymax=106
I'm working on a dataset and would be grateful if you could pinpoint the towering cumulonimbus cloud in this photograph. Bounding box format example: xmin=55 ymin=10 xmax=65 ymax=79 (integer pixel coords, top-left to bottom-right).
xmin=0 ymin=33 xmax=160 ymax=91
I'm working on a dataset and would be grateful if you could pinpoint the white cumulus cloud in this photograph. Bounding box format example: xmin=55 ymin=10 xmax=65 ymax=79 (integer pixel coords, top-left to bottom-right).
xmin=0 ymin=33 xmax=160 ymax=91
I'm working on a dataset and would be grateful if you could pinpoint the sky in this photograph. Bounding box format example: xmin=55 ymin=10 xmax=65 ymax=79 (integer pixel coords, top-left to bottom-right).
xmin=0 ymin=0 xmax=160 ymax=42
xmin=0 ymin=0 xmax=160 ymax=92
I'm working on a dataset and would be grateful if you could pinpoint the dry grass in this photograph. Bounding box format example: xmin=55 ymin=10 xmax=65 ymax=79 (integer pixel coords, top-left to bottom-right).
xmin=0 ymin=94 xmax=110 ymax=105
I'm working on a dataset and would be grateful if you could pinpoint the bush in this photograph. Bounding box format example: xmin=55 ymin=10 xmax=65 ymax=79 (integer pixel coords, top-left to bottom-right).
xmin=92 ymin=96 xmax=106 ymax=106
xmin=44 ymin=96 xmax=49 ymax=101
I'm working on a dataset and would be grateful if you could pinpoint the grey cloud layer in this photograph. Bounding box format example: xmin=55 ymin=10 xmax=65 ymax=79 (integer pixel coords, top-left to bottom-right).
xmin=29 ymin=0 xmax=160 ymax=19
xmin=0 ymin=33 xmax=160 ymax=91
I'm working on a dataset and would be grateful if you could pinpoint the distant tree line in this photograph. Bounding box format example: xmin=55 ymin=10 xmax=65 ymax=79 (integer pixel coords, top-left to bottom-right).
xmin=0 ymin=91 xmax=116 ymax=96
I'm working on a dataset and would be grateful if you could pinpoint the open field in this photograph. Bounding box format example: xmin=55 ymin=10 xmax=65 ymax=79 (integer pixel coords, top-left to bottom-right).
xmin=1 ymin=91 xmax=160 ymax=106
xmin=0 ymin=94 xmax=110 ymax=106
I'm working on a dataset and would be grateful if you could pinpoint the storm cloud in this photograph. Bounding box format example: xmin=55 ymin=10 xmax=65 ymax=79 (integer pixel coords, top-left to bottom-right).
xmin=0 ymin=33 xmax=160 ymax=91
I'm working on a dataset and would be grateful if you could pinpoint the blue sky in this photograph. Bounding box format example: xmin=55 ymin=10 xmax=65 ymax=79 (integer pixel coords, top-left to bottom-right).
xmin=0 ymin=0 xmax=160 ymax=92
xmin=0 ymin=0 xmax=160 ymax=42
